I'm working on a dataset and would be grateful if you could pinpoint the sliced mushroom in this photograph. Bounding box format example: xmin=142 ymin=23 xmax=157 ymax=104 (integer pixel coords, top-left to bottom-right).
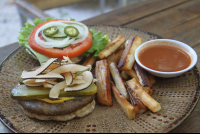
xmin=49 ymin=64 xmax=90 ymax=74
xmin=23 ymin=79 xmax=36 ymax=84
xmin=49 ymin=81 xmax=66 ymax=98
xmin=43 ymin=83 xmax=54 ymax=88
xmin=64 ymin=71 xmax=93 ymax=92
xmin=63 ymin=72 xmax=73 ymax=85
xmin=62 ymin=56 xmax=73 ymax=64
xmin=21 ymin=58 xmax=58 ymax=78
xmin=21 ymin=72 xmax=64 ymax=79
xmin=45 ymin=80 xmax=58 ymax=85
xmin=43 ymin=63 xmax=61 ymax=73
xmin=35 ymin=79 xmax=46 ymax=83
xmin=25 ymin=83 xmax=44 ymax=87
xmin=74 ymin=75 xmax=83 ymax=80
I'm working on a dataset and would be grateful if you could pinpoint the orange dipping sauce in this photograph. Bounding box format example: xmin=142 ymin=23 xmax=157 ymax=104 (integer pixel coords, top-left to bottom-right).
xmin=138 ymin=45 xmax=191 ymax=72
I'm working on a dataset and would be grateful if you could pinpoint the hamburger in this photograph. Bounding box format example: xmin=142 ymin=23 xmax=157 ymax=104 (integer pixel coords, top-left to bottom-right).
xmin=11 ymin=57 xmax=98 ymax=121
xmin=11 ymin=18 xmax=109 ymax=121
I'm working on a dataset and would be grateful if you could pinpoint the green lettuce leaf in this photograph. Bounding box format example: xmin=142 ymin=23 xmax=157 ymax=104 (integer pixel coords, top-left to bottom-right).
xmin=81 ymin=29 xmax=109 ymax=57
xmin=17 ymin=17 xmax=53 ymax=64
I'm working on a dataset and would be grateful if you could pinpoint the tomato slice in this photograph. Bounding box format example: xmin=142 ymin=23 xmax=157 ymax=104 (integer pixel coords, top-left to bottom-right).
xmin=28 ymin=19 xmax=92 ymax=59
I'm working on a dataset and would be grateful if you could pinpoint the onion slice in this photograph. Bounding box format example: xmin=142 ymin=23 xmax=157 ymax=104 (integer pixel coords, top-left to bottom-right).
xmin=35 ymin=21 xmax=89 ymax=48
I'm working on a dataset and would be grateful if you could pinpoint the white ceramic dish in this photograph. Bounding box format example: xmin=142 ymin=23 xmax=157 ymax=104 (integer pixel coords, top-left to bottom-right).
xmin=135 ymin=39 xmax=198 ymax=78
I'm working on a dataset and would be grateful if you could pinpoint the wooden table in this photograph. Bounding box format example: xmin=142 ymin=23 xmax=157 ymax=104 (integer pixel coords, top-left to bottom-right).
xmin=1 ymin=0 xmax=200 ymax=133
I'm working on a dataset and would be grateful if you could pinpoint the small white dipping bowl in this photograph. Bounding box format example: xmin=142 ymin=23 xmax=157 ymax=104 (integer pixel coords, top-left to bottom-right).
xmin=135 ymin=39 xmax=197 ymax=78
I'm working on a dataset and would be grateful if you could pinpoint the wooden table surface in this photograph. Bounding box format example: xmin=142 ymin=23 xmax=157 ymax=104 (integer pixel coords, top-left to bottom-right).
xmin=1 ymin=0 xmax=200 ymax=133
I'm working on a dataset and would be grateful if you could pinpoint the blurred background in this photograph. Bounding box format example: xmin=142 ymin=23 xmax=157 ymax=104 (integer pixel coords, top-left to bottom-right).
xmin=0 ymin=0 xmax=143 ymax=133
xmin=0 ymin=0 xmax=143 ymax=48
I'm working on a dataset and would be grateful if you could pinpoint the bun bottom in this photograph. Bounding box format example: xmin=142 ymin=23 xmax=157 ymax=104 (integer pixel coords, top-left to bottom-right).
xmin=20 ymin=100 xmax=95 ymax=121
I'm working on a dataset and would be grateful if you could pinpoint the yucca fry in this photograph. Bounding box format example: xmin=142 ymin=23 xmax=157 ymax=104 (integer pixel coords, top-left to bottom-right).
xmin=95 ymin=59 xmax=112 ymax=106
xmin=125 ymin=69 xmax=139 ymax=82
xmin=118 ymin=36 xmax=143 ymax=71
xmin=146 ymin=72 xmax=157 ymax=86
xmin=98 ymin=35 xmax=126 ymax=59
xmin=109 ymin=62 xmax=129 ymax=100
xmin=125 ymin=67 xmax=155 ymax=95
xmin=83 ymin=54 xmax=97 ymax=66
xmin=126 ymin=78 xmax=161 ymax=113
xmin=125 ymin=83 xmax=147 ymax=114
xmin=121 ymin=71 xmax=130 ymax=80
xmin=111 ymin=82 xmax=136 ymax=119
xmin=133 ymin=62 xmax=152 ymax=94
xmin=107 ymin=49 xmax=123 ymax=65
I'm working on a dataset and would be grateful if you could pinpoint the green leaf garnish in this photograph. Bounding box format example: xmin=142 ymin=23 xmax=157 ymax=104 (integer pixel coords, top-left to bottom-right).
xmin=81 ymin=29 xmax=109 ymax=57
xmin=17 ymin=17 xmax=53 ymax=65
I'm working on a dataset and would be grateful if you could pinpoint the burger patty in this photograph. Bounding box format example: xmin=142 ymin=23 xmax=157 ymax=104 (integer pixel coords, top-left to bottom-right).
xmin=17 ymin=95 xmax=95 ymax=116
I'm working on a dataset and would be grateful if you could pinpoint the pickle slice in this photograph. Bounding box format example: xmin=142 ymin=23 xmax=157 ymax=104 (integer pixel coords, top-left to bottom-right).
xmin=11 ymin=83 xmax=97 ymax=101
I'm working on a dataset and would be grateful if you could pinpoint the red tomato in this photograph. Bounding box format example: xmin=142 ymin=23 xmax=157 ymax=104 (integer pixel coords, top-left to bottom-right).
xmin=28 ymin=19 xmax=92 ymax=59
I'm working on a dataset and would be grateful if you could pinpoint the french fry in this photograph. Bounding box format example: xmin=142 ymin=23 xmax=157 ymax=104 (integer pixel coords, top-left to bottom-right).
xmin=149 ymin=88 xmax=155 ymax=96
xmin=126 ymin=78 xmax=161 ymax=113
xmin=83 ymin=54 xmax=97 ymax=66
xmin=118 ymin=36 xmax=143 ymax=71
xmin=120 ymin=71 xmax=130 ymax=80
xmin=109 ymin=62 xmax=129 ymax=100
xmin=133 ymin=62 xmax=152 ymax=94
xmin=125 ymin=69 xmax=139 ymax=82
xmin=125 ymin=83 xmax=147 ymax=114
xmin=146 ymin=72 xmax=157 ymax=86
xmin=107 ymin=49 xmax=123 ymax=65
xmin=98 ymin=35 xmax=126 ymax=59
xmin=111 ymin=82 xmax=136 ymax=119
xmin=95 ymin=59 xmax=112 ymax=106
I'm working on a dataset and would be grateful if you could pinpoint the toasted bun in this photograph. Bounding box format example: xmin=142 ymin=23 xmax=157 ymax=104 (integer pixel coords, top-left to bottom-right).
xmin=17 ymin=95 xmax=95 ymax=121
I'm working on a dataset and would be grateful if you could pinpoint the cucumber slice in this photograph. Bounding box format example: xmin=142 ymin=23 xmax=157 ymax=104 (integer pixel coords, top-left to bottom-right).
xmin=11 ymin=83 xmax=97 ymax=101
xmin=53 ymin=45 xmax=70 ymax=49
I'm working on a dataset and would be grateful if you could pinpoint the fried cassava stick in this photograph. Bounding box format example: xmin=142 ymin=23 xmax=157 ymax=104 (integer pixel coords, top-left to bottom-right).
xmin=95 ymin=59 xmax=112 ymax=106
xmin=111 ymin=82 xmax=136 ymax=119
xmin=133 ymin=62 xmax=154 ymax=95
xmin=99 ymin=35 xmax=126 ymax=59
xmin=118 ymin=36 xmax=143 ymax=71
xmin=126 ymin=78 xmax=161 ymax=113
xmin=125 ymin=83 xmax=147 ymax=114
xmin=109 ymin=62 xmax=129 ymax=100
xmin=83 ymin=54 xmax=96 ymax=66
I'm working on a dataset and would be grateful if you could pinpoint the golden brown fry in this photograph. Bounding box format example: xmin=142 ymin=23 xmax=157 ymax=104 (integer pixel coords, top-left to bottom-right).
xmin=118 ymin=37 xmax=143 ymax=71
xmin=125 ymin=69 xmax=139 ymax=82
xmin=107 ymin=49 xmax=123 ymax=65
xmin=120 ymin=71 xmax=129 ymax=80
xmin=98 ymin=35 xmax=126 ymax=59
xmin=83 ymin=54 xmax=97 ymax=66
xmin=111 ymin=82 xmax=136 ymax=119
xmin=95 ymin=59 xmax=112 ymax=106
xmin=125 ymin=83 xmax=147 ymax=114
xmin=133 ymin=62 xmax=151 ymax=94
xmin=109 ymin=62 xmax=129 ymax=100
xmin=126 ymin=78 xmax=161 ymax=113
xmin=146 ymin=72 xmax=157 ymax=86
